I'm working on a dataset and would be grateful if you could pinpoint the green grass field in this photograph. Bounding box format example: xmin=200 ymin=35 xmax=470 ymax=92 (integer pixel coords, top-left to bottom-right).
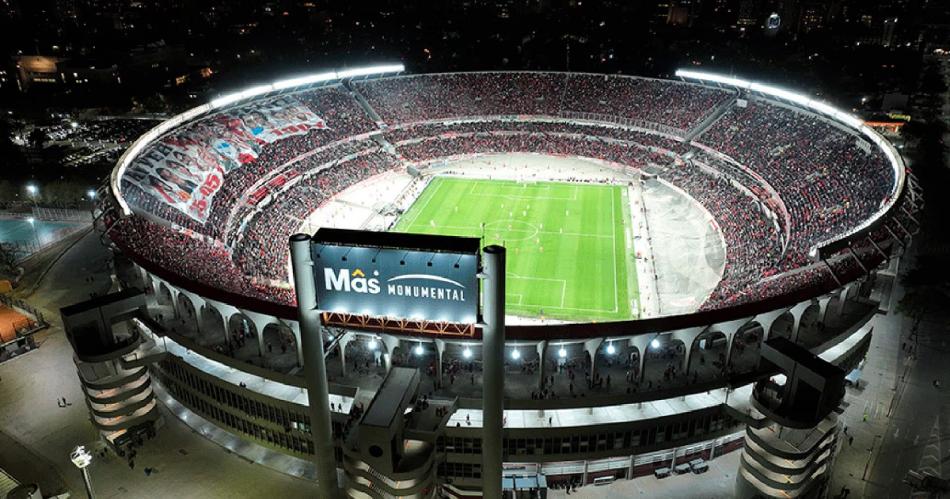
xmin=393 ymin=177 xmax=638 ymax=321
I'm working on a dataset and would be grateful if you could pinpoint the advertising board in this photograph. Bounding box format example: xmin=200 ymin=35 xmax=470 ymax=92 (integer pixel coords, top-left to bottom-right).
xmin=311 ymin=229 xmax=480 ymax=324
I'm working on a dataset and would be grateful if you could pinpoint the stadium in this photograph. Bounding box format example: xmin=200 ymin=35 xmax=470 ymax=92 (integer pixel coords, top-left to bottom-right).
xmin=95 ymin=65 xmax=920 ymax=497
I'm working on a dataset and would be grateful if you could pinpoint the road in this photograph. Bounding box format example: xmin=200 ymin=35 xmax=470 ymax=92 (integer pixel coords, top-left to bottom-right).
xmin=866 ymin=54 xmax=950 ymax=498
xmin=0 ymin=231 xmax=321 ymax=498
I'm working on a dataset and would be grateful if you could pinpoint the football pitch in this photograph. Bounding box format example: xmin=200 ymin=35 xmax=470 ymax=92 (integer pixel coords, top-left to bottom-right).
xmin=392 ymin=176 xmax=638 ymax=321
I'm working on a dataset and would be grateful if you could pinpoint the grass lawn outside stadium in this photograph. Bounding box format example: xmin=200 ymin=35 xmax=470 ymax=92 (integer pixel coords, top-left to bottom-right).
xmin=393 ymin=176 xmax=639 ymax=322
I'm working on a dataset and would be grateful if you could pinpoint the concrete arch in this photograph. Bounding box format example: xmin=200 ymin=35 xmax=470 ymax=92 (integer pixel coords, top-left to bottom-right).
xmin=506 ymin=343 xmax=541 ymax=370
xmin=261 ymin=322 xmax=299 ymax=371
xmin=122 ymin=263 xmax=147 ymax=290
xmin=767 ymin=311 xmax=794 ymax=341
xmin=228 ymin=313 xmax=258 ymax=340
xmin=629 ymin=335 xmax=653 ymax=381
xmin=262 ymin=322 xmax=295 ymax=353
xmin=642 ymin=335 xmax=687 ymax=387
xmin=227 ymin=312 xmax=261 ymax=356
xmin=397 ymin=339 xmax=437 ymax=376
xmin=198 ymin=303 xmax=227 ymax=346
xmin=444 ymin=342 xmax=479 ymax=365
xmin=824 ymin=294 xmax=843 ymax=325
xmin=341 ymin=335 xmax=386 ymax=380
xmin=595 ymin=340 xmax=628 ymax=369
xmin=139 ymin=273 xmax=157 ymax=306
xmin=687 ymin=329 xmax=728 ymax=378
xmin=796 ymin=301 xmax=824 ymax=346
xmin=156 ymin=282 xmax=174 ymax=308
xmin=845 ymin=282 xmax=861 ymax=300
xmin=800 ymin=302 xmax=821 ymax=328
xmin=176 ymin=293 xmax=199 ymax=335
xmin=728 ymin=321 xmax=764 ymax=373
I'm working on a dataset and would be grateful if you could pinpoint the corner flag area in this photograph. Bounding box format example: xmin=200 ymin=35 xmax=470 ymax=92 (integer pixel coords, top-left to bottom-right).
xmin=393 ymin=177 xmax=638 ymax=321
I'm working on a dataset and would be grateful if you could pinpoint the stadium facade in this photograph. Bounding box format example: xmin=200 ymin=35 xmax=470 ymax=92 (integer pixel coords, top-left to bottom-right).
xmin=89 ymin=65 xmax=920 ymax=498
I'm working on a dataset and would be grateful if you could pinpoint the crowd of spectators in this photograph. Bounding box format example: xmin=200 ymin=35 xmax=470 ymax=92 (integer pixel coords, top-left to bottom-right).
xmin=233 ymin=150 xmax=398 ymax=281
xmin=109 ymin=76 xmax=901 ymax=317
xmin=397 ymin=131 xmax=674 ymax=171
xmin=121 ymin=85 xmax=377 ymax=240
xmin=108 ymin=215 xmax=296 ymax=305
xmin=696 ymin=102 xmax=894 ymax=271
xmin=355 ymin=72 xmax=731 ymax=131
xmin=660 ymin=159 xmax=783 ymax=306
xmin=385 ymin=119 xmax=683 ymax=152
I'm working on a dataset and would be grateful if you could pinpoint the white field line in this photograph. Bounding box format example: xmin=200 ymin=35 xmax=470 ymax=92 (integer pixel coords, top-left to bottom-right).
xmin=432 ymin=224 xmax=611 ymax=240
xmin=468 ymin=180 xmax=580 ymax=201
xmin=400 ymin=177 xmax=444 ymax=229
xmin=611 ymin=187 xmax=619 ymax=313
xmin=399 ymin=177 xmax=623 ymax=316
xmin=505 ymin=293 xmax=524 ymax=305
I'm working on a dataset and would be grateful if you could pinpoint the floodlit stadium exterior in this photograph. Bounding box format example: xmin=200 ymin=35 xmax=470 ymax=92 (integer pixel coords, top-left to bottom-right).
xmin=100 ymin=65 xmax=920 ymax=496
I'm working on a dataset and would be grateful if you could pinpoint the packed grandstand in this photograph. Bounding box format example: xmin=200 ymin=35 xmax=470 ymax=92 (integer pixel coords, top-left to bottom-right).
xmin=101 ymin=67 xmax=916 ymax=326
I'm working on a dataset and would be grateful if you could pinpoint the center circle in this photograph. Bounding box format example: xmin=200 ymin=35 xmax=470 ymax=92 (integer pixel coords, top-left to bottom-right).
xmin=482 ymin=219 xmax=540 ymax=242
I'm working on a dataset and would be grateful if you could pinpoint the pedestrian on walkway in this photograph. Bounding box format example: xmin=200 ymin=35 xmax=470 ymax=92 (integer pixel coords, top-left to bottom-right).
xmin=848 ymin=435 xmax=854 ymax=446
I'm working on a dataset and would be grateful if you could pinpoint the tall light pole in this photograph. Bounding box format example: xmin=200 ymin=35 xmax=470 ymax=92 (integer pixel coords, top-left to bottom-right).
xmin=70 ymin=445 xmax=95 ymax=499
xmin=25 ymin=183 xmax=38 ymax=208
xmin=86 ymin=189 xmax=97 ymax=220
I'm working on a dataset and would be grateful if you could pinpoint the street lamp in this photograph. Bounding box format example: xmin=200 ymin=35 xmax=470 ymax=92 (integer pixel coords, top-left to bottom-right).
xmin=25 ymin=183 xmax=38 ymax=207
xmin=86 ymin=189 xmax=97 ymax=200
xmin=70 ymin=445 xmax=95 ymax=499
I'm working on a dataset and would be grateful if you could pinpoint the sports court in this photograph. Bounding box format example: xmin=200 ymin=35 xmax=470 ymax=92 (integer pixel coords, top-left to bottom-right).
xmin=393 ymin=177 xmax=638 ymax=321
xmin=0 ymin=218 xmax=83 ymax=257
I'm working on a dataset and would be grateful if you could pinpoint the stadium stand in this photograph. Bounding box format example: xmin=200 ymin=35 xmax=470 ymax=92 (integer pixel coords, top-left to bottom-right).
xmin=106 ymin=72 xmax=900 ymax=317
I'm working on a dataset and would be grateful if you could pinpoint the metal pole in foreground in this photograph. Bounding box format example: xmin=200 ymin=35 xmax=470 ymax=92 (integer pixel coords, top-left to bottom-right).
xmin=80 ymin=467 xmax=94 ymax=499
xmin=481 ymin=245 xmax=506 ymax=499
xmin=70 ymin=445 xmax=94 ymax=499
xmin=289 ymin=234 xmax=340 ymax=498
